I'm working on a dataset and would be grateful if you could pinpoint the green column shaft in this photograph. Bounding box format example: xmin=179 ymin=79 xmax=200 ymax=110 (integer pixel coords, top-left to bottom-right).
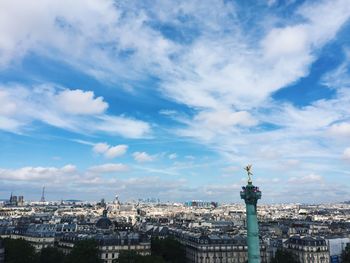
xmin=246 ymin=204 xmax=260 ymax=263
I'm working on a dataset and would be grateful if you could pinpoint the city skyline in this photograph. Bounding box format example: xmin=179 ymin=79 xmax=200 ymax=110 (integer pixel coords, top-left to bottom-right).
xmin=1 ymin=0 xmax=350 ymax=203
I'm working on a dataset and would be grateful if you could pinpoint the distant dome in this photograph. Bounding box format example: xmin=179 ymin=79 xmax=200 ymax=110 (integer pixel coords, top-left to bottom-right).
xmin=96 ymin=217 xmax=112 ymax=229
xmin=96 ymin=209 xmax=112 ymax=229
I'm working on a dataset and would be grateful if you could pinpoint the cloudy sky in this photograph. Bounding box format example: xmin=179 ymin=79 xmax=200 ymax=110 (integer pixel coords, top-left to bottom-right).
xmin=1 ymin=0 xmax=350 ymax=203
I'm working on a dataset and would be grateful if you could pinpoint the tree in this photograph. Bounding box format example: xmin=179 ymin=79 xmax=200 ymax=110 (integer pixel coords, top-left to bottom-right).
xmin=39 ymin=247 xmax=65 ymax=263
xmin=3 ymin=238 xmax=39 ymax=263
xmin=271 ymin=249 xmax=298 ymax=263
xmin=117 ymin=251 xmax=139 ymax=263
xmin=151 ymin=237 xmax=185 ymax=263
xmin=64 ymin=239 xmax=102 ymax=263
xmin=342 ymin=245 xmax=350 ymax=263
xmin=140 ymin=255 xmax=166 ymax=263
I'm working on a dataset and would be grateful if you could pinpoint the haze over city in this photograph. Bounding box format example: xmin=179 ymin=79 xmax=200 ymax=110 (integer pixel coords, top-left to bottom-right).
xmin=1 ymin=0 xmax=350 ymax=203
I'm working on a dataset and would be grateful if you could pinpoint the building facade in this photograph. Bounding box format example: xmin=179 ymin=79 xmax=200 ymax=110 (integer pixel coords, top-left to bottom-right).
xmin=170 ymin=229 xmax=268 ymax=263
xmin=283 ymin=236 xmax=329 ymax=263
xmin=57 ymin=232 xmax=151 ymax=263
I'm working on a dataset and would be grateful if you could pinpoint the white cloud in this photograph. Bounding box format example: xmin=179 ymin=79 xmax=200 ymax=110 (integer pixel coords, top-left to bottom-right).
xmin=0 ymin=163 xmax=127 ymax=185
xmin=0 ymin=164 xmax=77 ymax=181
xmin=271 ymin=178 xmax=280 ymax=183
xmin=222 ymin=166 xmax=240 ymax=173
xmin=0 ymin=163 xmax=347 ymax=203
xmin=322 ymin=49 xmax=350 ymax=89
xmin=0 ymin=0 xmax=177 ymax=83
xmin=175 ymin=110 xmax=258 ymax=141
xmin=104 ymin=145 xmax=128 ymax=159
xmin=195 ymin=110 xmax=257 ymax=128
xmin=262 ymin=25 xmax=309 ymax=59
xmin=161 ymin=0 xmax=350 ymax=114
xmin=0 ymin=163 xmax=190 ymax=201
xmin=0 ymin=0 xmax=350 ymax=201
xmin=0 ymin=0 xmax=347 ymax=111
xmin=329 ymin=123 xmax=350 ymax=137
xmin=56 ymin=89 xmax=108 ymax=115
xmin=0 ymin=85 xmax=151 ymax=138
xmin=343 ymin=148 xmax=350 ymax=161
xmin=297 ymin=0 xmax=350 ymax=44
xmin=159 ymin=109 xmax=178 ymax=116
xmin=0 ymin=90 xmax=16 ymax=115
xmin=204 ymin=183 xmax=241 ymax=196
xmin=0 ymin=0 xmax=348 ymax=141
xmin=133 ymin=152 xmax=154 ymax=162
xmin=88 ymin=163 xmax=128 ymax=173
xmin=95 ymin=116 xmax=151 ymax=139
xmin=154 ymin=0 xmax=350 ymax=149
xmin=288 ymin=173 xmax=323 ymax=184
xmin=93 ymin=143 xmax=110 ymax=154
xmin=168 ymin=153 xmax=177 ymax=160
xmin=92 ymin=143 xmax=128 ymax=159
xmin=0 ymin=116 xmax=21 ymax=132
xmin=61 ymin=164 xmax=77 ymax=173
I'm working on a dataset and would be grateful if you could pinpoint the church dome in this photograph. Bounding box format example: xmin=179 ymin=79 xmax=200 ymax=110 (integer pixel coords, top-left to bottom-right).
xmin=96 ymin=209 xmax=112 ymax=230
xmin=96 ymin=217 xmax=112 ymax=229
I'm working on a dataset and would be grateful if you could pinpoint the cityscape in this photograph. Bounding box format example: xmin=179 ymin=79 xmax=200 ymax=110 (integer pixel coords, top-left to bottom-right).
xmin=0 ymin=172 xmax=350 ymax=263
xmin=1 ymin=0 xmax=350 ymax=262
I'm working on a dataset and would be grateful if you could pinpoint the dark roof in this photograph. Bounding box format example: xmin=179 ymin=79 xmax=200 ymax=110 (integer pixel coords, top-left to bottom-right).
xmin=286 ymin=236 xmax=326 ymax=246
xmin=96 ymin=217 xmax=112 ymax=229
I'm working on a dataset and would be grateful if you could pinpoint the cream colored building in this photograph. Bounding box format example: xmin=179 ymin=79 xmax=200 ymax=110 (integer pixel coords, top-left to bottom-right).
xmin=283 ymin=236 xmax=329 ymax=263
xmin=58 ymin=232 xmax=151 ymax=263
xmin=170 ymin=229 xmax=268 ymax=263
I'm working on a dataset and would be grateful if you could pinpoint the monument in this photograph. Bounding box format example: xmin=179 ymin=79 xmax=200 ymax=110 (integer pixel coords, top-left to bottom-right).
xmin=240 ymin=165 xmax=262 ymax=263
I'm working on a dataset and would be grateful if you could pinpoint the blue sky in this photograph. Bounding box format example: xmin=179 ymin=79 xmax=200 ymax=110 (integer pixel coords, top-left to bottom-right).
xmin=1 ymin=0 xmax=350 ymax=203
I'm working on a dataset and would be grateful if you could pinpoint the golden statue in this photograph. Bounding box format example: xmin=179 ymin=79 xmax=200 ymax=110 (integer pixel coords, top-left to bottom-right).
xmin=244 ymin=164 xmax=253 ymax=184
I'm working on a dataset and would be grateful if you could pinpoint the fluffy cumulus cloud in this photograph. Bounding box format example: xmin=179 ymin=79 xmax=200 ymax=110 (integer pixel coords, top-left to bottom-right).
xmin=132 ymin=152 xmax=154 ymax=162
xmin=0 ymin=85 xmax=150 ymax=138
xmin=92 ymin=143 xmax=110 ymax=154
xmin=0 ymin=163 xmax=127 ymax=185
xmin=0 ymin=164 xmax=77 ymax=181
xmin=56 ymin=89 xmax=108 ymax=115
xmin=93 ymin=143 xmax=128 ymax=159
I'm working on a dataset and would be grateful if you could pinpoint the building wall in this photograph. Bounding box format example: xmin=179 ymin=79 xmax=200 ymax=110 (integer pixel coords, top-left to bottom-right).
xmin=99 ymin=243 xmax=151 ymax=263
xmin=182 ymin=242 xmax=268 ymax=263
xmin=58 ymin=239 xmax=151 ymax=263
xmin=327 ymin=237 xmax=350 ymax=262
xmin=284 ymin=241 xmax=329 ymax=263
